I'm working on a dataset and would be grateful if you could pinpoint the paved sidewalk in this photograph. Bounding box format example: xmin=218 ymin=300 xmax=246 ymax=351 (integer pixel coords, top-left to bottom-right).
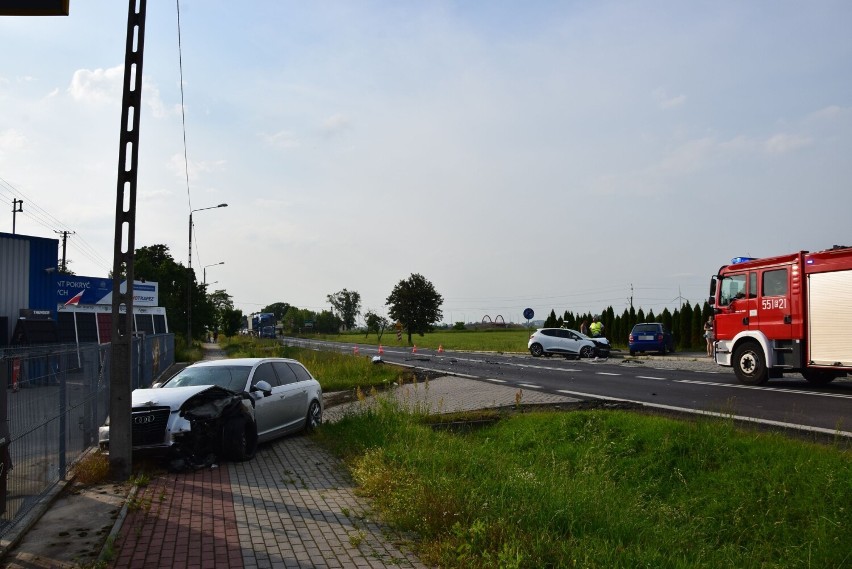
xmin=108 ymin=344 xmax=582 ymax=568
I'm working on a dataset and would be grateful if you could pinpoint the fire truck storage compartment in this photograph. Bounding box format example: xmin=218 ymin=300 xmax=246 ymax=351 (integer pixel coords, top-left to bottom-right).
xmin=807 ymin=269 xmax=852 ymax=366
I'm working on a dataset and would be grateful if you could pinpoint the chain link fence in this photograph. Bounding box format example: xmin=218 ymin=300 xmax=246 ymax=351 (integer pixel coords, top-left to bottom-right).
xmin=0 ymin=333 xmax=174 ymax=538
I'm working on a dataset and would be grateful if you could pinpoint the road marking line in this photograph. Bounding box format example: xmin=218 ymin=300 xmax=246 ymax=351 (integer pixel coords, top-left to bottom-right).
xmin=596 ymin=372 xmax=621 ymax=376
xmin=484 ymin=378 xmax=506 ymax=383
xmin=636 ymin=376 xmax=667 ymax=380
xmin=518 ymin=383 xmax=541 ymax=389
xmin=554 ymin=389 xmax=852 ymax=438
xmin=672 ymin=378 xmax=852 ymax=399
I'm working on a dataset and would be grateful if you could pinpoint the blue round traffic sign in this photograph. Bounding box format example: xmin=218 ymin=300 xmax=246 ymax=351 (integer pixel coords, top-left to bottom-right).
xmin=523 ymin=308 xmax=534 ymax=320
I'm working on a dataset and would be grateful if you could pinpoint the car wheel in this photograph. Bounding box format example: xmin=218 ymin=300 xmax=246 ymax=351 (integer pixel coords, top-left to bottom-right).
xmin=529 ymin=343 xmax=544 ymax=357
xmin=579 ymin=346 xmax=593 ymax=359
xmin=223 ymin=417 xmax=257 ymax=462
xmin=305 ymin=399 xmax=322 ymax=433
xmin=658 ymin=345 xmax=667 ymax=356
xmin=629 ymin=349 xmax=635 ymax=356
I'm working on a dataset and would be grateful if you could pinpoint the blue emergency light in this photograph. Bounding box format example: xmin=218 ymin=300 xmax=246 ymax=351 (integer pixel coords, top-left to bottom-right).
xmin=730 ymin=257 xmax=755 ymax=264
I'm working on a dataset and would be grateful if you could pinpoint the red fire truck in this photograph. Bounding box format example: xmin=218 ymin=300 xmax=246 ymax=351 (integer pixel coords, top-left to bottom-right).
xmin=710 ymin=246 xmax=852 ymax=385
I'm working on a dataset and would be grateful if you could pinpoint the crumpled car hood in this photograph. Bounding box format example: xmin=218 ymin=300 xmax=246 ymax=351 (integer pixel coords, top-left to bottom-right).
xmin=132 ymin=385 xmax=220 ymax=410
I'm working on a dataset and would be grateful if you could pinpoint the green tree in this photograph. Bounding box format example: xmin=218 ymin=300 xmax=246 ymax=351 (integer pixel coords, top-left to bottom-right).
xmin=603 ymin=306 xmax=615 ymax=340
xmin=386 ymin=273 xmax=444 ymax=344
xmin=315 ymin=310 xmax=341 ymax=334
xmin=544 ymin=309 xmax=558 ymax=328
xmin=364 ymin=310 xmax=390 ymax=341
xmin=692 ymin=303 xmax=703 ymax=349
xmin=677 ymin=302 xmax=694 ymax=350
xmin=327 ymin=289 xmax=361 ymax=330
xmin=221 ymin=307 xmax=243 ymax=336
xmin=133 ymin=244 xmax=214 ymax=341
xmin=661 ymin=308 xmax=673 ymax=335
xmin=207 ymin=289 xmax=233 ymax=333
xmin=261 ymin=302 xmax=291 ymax=322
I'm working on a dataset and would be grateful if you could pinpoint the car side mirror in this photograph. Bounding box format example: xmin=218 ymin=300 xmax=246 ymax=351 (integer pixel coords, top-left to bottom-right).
xmin=252 ymin=380 xmax=273 ymax=396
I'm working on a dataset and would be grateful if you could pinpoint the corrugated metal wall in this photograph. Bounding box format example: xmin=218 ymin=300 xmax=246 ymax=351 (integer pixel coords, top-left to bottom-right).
xmin=0 ymin=233 xmax=59 ymax=343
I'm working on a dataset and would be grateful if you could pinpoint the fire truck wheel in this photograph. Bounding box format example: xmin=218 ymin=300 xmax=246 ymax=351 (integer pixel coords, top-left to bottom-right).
xmin=732 ymin=342 xmax=768 ymax=385
xmin=801 ymin=370 xmax=837 ymax=385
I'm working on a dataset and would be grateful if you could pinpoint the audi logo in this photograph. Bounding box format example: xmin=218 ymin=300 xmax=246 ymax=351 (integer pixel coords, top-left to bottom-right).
xmin=133 ymin=414 xmax=156 ymax=425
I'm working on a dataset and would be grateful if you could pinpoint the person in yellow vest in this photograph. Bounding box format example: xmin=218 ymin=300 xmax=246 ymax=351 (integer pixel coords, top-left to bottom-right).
xmin=589 ymin=316 xmax=603 ymax=337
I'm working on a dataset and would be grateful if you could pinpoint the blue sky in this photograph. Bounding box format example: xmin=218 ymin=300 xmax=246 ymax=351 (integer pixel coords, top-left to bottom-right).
xmin=1 ymin=1 xmax=850 ymax=324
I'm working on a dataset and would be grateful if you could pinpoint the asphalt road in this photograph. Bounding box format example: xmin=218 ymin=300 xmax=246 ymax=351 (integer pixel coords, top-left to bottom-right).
xmin=283 ymin=338 xmax=852 ymax=438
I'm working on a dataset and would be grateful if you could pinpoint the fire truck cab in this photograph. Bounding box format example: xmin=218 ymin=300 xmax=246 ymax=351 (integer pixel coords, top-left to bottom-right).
xmin=710 ymin=246 xmax=852 ymax=385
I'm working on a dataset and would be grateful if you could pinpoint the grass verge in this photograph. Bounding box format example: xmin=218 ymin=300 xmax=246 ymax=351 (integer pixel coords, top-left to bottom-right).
xmin=219 ymin=335 xmax=416 ymax=391
xmin=316 ymin=399 xmax=851 ymax=568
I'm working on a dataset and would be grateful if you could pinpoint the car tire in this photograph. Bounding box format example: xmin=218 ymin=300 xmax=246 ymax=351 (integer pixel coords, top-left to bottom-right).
xmin=529 ymin=343 xmax=544 ymax=357
xmin=629 ymin=349 xmax=635 ymax=356
xmin=579 ymin=346 xmax=593 ymax=359
xmin=305 ymin=399 xmax=322 ymax=433
xmin=658 ymin=345 xmax=667 ymax=356
xmin=223 ymin=417 xmax=257 ymax=462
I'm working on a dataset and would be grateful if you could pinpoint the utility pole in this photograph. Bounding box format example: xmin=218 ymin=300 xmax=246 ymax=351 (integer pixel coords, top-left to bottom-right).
xmin=109 ymin=0 xmax=148 ymax=481
xmin=54 ymin=230 xmax=75 ymax=272
xmin=11 ymin=199 xmax=22 ymax=234
xmin=629 ymin=283 xmax=634 ymax=311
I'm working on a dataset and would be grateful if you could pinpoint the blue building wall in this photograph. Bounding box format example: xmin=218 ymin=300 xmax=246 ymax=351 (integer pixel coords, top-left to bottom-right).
xmin=0 ymin=232 xmax=59 ymax=342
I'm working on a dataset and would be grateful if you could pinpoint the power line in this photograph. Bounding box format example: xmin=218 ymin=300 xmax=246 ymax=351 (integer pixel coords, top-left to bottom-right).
xmin=0 ymin=175 xmax=112 ymax=272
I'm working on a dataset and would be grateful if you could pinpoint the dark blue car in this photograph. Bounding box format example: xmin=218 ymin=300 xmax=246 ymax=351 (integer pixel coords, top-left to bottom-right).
xmin=628 ymin=323 xmax=674 ymax=355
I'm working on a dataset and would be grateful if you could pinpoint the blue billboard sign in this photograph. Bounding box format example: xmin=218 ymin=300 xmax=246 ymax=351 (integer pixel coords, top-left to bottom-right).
xmin=56 ymin=275 xmax=159 ymax=307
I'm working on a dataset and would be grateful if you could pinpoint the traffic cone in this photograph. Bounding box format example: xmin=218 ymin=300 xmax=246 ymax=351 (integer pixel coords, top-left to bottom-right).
xmin=378 ymin=344 xmax=384 ymax=355
xmin=412 ymin=344 xmax=417 ymax=354
xmin=353 ymin=346 xmax=359 ymax=355
xmin=438 ymin=344 xmax=444 ymax=353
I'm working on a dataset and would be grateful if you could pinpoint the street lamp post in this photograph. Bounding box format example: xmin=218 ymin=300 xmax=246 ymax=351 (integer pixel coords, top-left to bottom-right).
xmin=187 ymin=203 xmax=227 ymax=344
xmin=204 ymin=261 xmax=224 ymax=286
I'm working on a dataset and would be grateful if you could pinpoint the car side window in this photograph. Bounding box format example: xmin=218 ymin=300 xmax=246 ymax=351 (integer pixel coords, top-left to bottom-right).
xmin=287 ymin=362 xmax=313 ymax=383
xmin=253 ymin=362 xmax=280 ymax=388
xmin=272 ymin=362 xmax=299 ymax=385
xmin=542 ymin=329 xmax=558 ymax=337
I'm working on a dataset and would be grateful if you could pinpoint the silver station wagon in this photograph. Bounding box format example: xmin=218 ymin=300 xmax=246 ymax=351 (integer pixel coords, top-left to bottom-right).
xmin=99 ymin=358 xmax=323 ymax=469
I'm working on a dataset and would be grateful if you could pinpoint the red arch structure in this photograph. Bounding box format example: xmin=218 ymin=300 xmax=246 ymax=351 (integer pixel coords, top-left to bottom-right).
xmin=481 ymin=315 xmax=506 ymax=327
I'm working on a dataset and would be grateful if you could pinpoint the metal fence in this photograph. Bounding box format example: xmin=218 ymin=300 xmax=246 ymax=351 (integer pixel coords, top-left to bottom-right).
xmin=0 ymin=333 xmax=174 ymax=538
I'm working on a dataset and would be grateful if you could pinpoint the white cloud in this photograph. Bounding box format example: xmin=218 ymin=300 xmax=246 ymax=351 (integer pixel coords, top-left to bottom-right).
xmin=67 ymin=66 xmax=124 ymax=105
xmin=168 ymin=153 xmax=227 ymax=181
xmin=0 ymin=128 xmax=28 ymax=154
xmin=805 ymin=105 xmax=850 ymax=123
xmin=764 ymin=133 xmax=812 ymax=154
xmin=66 ymin=65 xmax=168 ymax=117
xmin=321 ymin=114 xmax=352 ymax=136
xmin=262 ymin=130 xmax=301 ymax=149
xmin=653 ymin=87 xmax=686 ymax=110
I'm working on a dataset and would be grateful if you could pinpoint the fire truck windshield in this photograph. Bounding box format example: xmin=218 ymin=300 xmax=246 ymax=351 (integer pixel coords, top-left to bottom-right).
xmin=719 ymin=274 xmax=747 ymax=306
